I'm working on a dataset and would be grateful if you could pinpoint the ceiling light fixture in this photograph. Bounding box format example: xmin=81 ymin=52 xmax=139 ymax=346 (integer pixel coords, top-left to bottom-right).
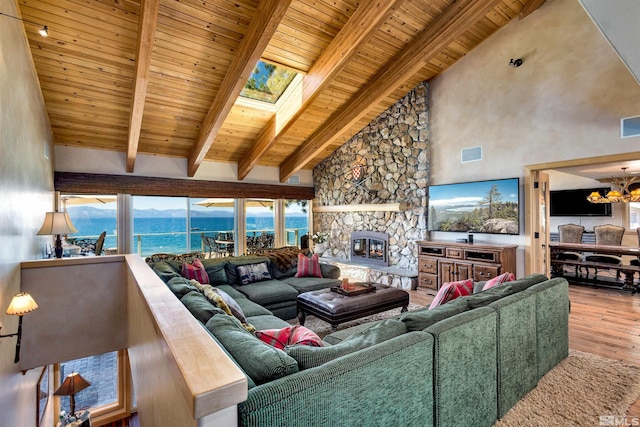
xmin=0 ymin=11 xmax=48 ymax=37
xmin=587 ymin=167 xmax=640 ymax=203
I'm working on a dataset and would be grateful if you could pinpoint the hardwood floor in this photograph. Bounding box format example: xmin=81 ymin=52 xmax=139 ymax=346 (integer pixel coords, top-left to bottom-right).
xmin=410 ymin=283 xmax=640 ymax=417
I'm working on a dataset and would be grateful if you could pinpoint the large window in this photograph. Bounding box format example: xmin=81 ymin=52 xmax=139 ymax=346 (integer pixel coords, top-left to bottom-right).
xmin=285 ymin=200 xmax=309 ymax=247
xmin=629 ymin=203 xmax=640 ymax=230
xmin=245 ymin=199 xmax=275 ymax=254
xmin=62 ymin=194 xmax=117 ymax=255
xmin=132 ymin=196 xmax=188 ymax=256
xmin=191 ymin=198 xmax=236 ymax=257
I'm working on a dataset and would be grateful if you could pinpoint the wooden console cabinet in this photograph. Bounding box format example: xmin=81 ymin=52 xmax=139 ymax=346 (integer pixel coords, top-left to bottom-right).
xmin=417 ymin=240 xmax=517 ymax=290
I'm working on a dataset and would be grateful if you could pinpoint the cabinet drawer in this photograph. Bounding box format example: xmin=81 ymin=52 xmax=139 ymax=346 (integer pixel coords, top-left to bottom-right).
xmin=474 ymin=265 xmax=501 ymax=282
xmin=446 ymin=248 xmax=463 ymax=259
xmin=418 ymin=273 xmax=438 ymax=290
xmin=418 ymin=258 xmax=438 ymax=273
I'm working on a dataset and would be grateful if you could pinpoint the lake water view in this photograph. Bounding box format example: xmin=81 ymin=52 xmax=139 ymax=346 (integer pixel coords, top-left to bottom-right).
xmin=67 ymin=210 xmax=308 ymax=256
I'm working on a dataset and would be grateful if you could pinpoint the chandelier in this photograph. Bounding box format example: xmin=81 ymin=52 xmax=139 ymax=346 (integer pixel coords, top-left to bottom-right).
xmin=587 ymin=167 xmax=640 ymax=203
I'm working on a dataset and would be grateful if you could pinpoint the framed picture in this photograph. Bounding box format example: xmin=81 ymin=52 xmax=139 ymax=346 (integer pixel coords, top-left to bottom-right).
xmin=37 ymin=365 xmax=50 ymax=427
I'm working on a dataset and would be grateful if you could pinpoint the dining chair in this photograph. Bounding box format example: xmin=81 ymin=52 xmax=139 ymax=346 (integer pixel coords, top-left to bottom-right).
xmin=94 ymin=231 xmax=106 ymax=256
xmin=630 ymin=228 xmax=640 ymax=267
xmin=584 ymin=224 xmax=625 ymax=279
xmin=555 ymin=224 xmax=585 ymax=277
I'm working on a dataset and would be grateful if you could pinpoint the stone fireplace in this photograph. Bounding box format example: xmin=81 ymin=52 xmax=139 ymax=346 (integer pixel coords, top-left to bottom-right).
xmin=312 ymin=82 xmax=430 ymax=289
xmin=350 ymin=231 xmax=388 ymax=267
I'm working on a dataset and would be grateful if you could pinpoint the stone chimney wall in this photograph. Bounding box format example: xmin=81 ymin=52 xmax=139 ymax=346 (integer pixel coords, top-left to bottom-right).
xmin=313 ymin=82 xmax=430 ymax=271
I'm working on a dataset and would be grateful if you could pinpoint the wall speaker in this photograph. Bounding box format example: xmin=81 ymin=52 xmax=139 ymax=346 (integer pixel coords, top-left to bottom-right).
xmin=287 ymin=175 xmax=300 ymax=184
xmin=461 ymin=146 xmax=482 ymax=163
xmin=621 ymin=116 xmax=640 ymax=138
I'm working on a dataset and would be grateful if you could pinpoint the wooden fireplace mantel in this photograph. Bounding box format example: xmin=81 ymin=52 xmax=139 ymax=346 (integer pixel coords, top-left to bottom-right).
xmin=313 ymin=202 xmax=409 ymax=213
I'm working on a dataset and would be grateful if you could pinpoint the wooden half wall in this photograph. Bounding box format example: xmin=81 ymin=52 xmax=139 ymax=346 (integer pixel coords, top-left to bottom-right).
xmin=20 ymin=255 xmax=246 ymax=426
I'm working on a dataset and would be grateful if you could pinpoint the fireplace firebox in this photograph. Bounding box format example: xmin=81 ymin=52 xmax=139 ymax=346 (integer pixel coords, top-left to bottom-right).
xmin=350 ymin=231 xmax=389 ymax=267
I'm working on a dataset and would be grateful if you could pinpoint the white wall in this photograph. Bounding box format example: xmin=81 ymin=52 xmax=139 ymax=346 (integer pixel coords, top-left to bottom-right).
xmin=55 ymin=146 xmax=313 ymax=187
xmin=0 ymin=0 xmax=56 ymax=424
xmin=428 ymin=0 xmax=640 ymax=273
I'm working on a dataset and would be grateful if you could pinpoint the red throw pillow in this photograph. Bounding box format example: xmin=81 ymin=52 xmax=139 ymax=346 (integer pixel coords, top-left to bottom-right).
xmin=481 ymin=272 xmax=515 ymax=291
xmin=428 ymin=279 xmax=473 ymax=310
xmin=181 ymin=258 xmax=209 ymax=284
xmin=295 ymin=253 xmax=323 ymax=278
xmin=255 ymin=325 xmax=324 ymax=350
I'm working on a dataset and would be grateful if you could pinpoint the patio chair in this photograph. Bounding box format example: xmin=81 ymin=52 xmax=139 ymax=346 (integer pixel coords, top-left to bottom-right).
xmin=94 ymin=231 xmax=106 ymax=256
xmin=584 ymin=224 xmax=625 ymax=279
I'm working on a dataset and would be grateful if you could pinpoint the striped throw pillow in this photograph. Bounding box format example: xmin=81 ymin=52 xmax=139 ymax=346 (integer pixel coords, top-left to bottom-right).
xmin=429 ymin=279 xmax=473 ymax=310
xmin=181 ymin=258 xmax=209 ymax=284
xmin=481 ymin=272 xmax=515 ymax=291
xmin=295 ymin=253 xmax=323 ymax=278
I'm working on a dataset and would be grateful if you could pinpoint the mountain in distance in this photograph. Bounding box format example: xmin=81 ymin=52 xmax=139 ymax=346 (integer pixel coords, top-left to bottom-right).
xmin=66 ymin=206 xmax=307 ymax=219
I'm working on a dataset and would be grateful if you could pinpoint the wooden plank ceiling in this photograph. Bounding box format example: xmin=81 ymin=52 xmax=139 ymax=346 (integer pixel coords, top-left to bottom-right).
xmin=17 ymin=0 xmax=543 ymax=182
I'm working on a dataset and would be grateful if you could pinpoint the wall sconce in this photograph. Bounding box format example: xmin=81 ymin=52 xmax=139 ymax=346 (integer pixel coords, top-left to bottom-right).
xmin=0 ymin=292 xmax=39 ymax=363
xmin=37 ymin=211 xmax=78 ymax=258
xmin=55 ymin=372 xmax=91 ymax=418
xmin=0 ymin=11 xmax=48 ymax=37
xmin=509 ymin=58 xmax=524 ymax=67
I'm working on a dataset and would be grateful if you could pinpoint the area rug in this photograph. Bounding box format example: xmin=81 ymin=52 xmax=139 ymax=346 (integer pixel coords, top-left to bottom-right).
xmin=494 ymin=349 xmax=640 ymax=427
xmin=288 ymin=302 xmax=422 ymax=338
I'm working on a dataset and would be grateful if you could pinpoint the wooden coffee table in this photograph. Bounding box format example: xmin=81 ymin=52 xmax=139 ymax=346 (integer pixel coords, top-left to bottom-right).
xmin=297 ymin=284 xmax=410 ymax=332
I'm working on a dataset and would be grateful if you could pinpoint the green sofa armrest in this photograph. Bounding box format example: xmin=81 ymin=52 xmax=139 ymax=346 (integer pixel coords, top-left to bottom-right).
xmin=319 ymin=262 xmax=340 ymax=279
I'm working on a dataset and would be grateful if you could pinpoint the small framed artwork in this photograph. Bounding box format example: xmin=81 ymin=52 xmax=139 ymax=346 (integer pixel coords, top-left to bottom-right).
xmin=37 ymin=365 xmax=51 ymax=427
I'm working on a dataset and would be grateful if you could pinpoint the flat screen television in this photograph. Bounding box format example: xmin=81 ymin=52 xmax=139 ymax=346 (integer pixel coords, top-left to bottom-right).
xmin=428 ymin=178 xmax=520 ymax=235
xmin=549 ymin=188 xmax=612 ymax=217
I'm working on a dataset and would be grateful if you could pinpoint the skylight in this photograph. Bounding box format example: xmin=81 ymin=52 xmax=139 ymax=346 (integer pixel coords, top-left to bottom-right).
xmin=240 ymin=61 xmax=297 ymax=104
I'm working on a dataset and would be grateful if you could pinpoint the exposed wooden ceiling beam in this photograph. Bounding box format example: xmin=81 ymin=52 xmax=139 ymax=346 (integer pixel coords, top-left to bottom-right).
xmin=187 ymin=0 xmax=292 ymax=178
xmin=520 ymin=0 xmax=546 ymax=19
xmin=237 ymin=0 xmax=404 ymax=180
xmin=126 ymin=0 xmax=160 ymax=173
xmin=278 ymin=0 xmax=503 ymax=182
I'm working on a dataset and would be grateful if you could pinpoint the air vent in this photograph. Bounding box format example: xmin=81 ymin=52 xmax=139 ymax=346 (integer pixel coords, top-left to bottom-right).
xmin=461 ymin=146 xmax=482 ymax=163
xmin=287 ymin=175 xmax=300 ymax=184
xmin=621 ymin=115 xmax=640 ymax=138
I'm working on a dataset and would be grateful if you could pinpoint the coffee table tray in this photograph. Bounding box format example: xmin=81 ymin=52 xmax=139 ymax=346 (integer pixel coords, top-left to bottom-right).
xmin=330 ymin=283 xmax=376 ymax=296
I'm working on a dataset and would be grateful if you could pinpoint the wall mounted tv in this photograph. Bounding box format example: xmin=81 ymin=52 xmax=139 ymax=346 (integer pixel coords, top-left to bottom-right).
xmin=549 ymin=188 xmax=612 ymax=217
xmin=428 ymin=178 xmax=520 ymax=235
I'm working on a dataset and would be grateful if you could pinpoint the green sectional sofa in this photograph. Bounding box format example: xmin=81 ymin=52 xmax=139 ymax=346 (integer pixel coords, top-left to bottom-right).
xmin=149 ymin=252 xmax=570 ymax=427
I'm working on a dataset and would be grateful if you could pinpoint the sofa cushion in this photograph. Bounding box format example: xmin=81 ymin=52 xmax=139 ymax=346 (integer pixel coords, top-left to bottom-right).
xmin=245 ymin=314 xmax=291 ymax=331
xmin=205 ymin=315 xmax=299 ymax=385
xmin=165 ymin=276 xmax=199 ymax=298
xmin=400 ymin=297 xmax=469 ymax=332
xmin=280 ymin=276 xmax=342 ymax=293
xmin=152 ymin=261 xmax=182 ymax=283
xmin=180 ymin=291 xmax=226 ymax=324
xmin=285 ymin=319 xmax=407 ymax=369
xmin=481 ymin=272 xmax=515 ymax=291
xmin=181 ymin=258 xmax=209 ymax=284
xmin=235 ymin=279 xmax=299 ymax=307
xmin=429 ymin=279 xmax=472 ymax=309
xmin=256 ymin=325 xmax=324 ymax=350
xmin=295 ymin=253 xmax=323 ymax=278
xmin=237 ymin=262 xmax=273 ymax=285
xmin=201 ymin=259 xmax=229 ymax=285
xmin=235 ymin=297 xmax=273 ymax=318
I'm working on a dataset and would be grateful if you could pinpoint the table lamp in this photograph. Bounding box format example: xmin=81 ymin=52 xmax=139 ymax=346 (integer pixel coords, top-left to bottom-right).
xmin=37 ymin=212 xmax=78 ymax=258
xmin=54 ymin=372 xmax=91 ymax=418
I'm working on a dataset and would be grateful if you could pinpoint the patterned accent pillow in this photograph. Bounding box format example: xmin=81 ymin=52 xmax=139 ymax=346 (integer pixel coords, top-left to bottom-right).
xmin=190 ymin=280 xmax=254 ymax=332
xmin=181 ymin=258 xmax=209 ymax=284
xmin=481 ymin=272 xmax=515 ymax=291
xmin=255 ymin=325 xmax=324 ymax=350
xmin=236 ymin=262 xmax=272 ymax=285
xmin=295 ymin=253 xmax=323 ymax=278
xmin=428 ymin=279 xmax=473 ymax=310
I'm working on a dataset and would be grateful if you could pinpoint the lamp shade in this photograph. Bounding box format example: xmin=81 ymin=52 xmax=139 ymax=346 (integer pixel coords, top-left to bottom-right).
xmin=6 ymin=292 xmax=38 ymax=316
xmin=37 ymin=211 xmax=78 ymax=236
xmin=55 ymin=372 xmax=91 ymax=396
